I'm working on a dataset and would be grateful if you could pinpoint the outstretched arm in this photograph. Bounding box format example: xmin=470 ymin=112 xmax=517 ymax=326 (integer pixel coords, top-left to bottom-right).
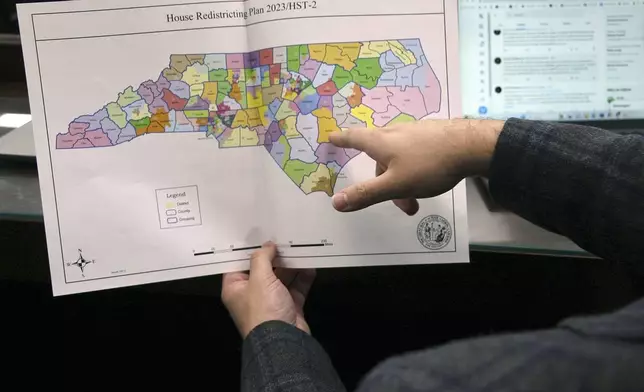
xmin=329 ymin=119 xmax=644 ymax=265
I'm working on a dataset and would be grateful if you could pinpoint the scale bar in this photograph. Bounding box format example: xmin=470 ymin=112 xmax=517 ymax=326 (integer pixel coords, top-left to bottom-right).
xmin=194 ymin=251 xmax=215 ymax=256
xmin=290 ymin=243 xmax=326 ymax=248
xmin=194 ymin=242 xmax=332 ymax=256
xmin=233 ymin=245 xmax=262 ymax=252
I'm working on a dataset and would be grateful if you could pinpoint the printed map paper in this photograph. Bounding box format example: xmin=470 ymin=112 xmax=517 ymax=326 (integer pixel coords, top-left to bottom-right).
xmin=18 ymin=0 xmax=468 ymax=295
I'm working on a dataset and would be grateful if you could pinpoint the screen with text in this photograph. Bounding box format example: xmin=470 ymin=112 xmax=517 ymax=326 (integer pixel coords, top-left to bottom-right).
xmin=460 ymin=0 xmax=644 ymax=121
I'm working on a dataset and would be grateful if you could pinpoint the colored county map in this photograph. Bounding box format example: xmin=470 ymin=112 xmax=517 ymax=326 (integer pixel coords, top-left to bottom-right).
xmin=57 ymin=40 xmax=441 ymax=196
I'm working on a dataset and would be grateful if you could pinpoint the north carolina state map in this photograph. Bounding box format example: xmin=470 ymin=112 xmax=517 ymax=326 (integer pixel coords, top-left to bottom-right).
xmin=56 ymin=39 xmax=441 ymax=196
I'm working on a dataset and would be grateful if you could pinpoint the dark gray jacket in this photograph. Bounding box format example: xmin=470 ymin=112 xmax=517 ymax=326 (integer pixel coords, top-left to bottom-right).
xmin=241 ymin=118 xmax=644 ymax=392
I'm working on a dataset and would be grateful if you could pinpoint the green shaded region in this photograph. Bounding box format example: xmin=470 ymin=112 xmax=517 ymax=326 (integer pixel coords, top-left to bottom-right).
xmin=106 ymin=102 xmax=127 ymax=128
xmin=284 ymin=159 xmax=318 ymax=185
xmin=245 ymin=68 xmax=259 ymax=84
xmin=389 ymin=113 xmax=415 ymax=125
xmin=332 ymin=67 xmax=353 ymax=90
xmin=261 ymin=69 xmax=271 ymax=88
xmin=184 ymin=110 xmax=209 ymax=118
xmin=217 ymin=81 xmax=232 ymax=96
xmin=287 ymin=45 xmax=300 ymax=72
xmin=218 ymin=112 xmax=235 ymax=128
xmin=277 ymin=136 xmax=291 ymax=168
xmin=209 ymin=68 xmax=228 ymax=81
xmin=350 ymin=58 xmax=383 ymax=89
xmin=117 ymin=86 xmax=142 ymax=107
xmin=216 ymin=92 xmax=227 ymax=105
xmin=130 ymin=117 xmax=150 ymax=129
xmin=299 ymin=45 xmax=309 ymax=62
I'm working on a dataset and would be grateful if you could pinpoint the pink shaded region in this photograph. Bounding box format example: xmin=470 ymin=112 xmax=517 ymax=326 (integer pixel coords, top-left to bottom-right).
xmin=56 ymin=133 xmax=84 ymax=149
xmin=73 ymin=138 xmax=93 ymax=148
xmin=226 ymin=54 xmax=244 ymax=68
xmin=69 ymin=122 xmax=89 ymax=136
xmin=420 ymin=70 xmax=441 ymax=114
xmin=386 ymin=87 xmax=428 ymax=120
xmin=85 ymin=129 xmax=113 ymax=147
xmin=372 ymin=105 xmax=401 ymax=127
xmin=362 ymin=87 xmax=392 ymax=113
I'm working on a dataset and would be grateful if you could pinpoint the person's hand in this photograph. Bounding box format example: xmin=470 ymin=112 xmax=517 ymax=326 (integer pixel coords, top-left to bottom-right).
xmin=221 ymin=242 xmax=316 ymax=338
xmin=329 ymin=119 xmax=504 ymax=214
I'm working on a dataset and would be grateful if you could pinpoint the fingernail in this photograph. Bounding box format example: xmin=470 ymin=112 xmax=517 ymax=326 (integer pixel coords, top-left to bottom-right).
xmin=332 ymin=193 xmax=348 ymax=211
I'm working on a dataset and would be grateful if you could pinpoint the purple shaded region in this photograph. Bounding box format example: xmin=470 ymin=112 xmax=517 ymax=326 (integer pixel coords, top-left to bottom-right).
xmin=244 ymin=51 xmax=260 ymax=68
xmin=318 ymin=95 xmax=333 ymax=111
xmin=155 ymin=74 xmax=171 ymax=91
xmin=85 ymin=129 xmax=112 ymax=147
xmin=264 ymin=130 xmax=273 ymax=151
xmin=74 ymin=108 xmax=107 ymax=131
xmin=150 ymin=96 xmax=169 ymax=113
xmin=267 ymin=121 xmax=281 ymax=142
xmin=413 ymin=54 xmax=441 ymax=114
xmin=398 ymin=39 xmax=424 ymax=62
xmin=396 ymin=63 xmax=417 ymax=89
xmin=169 ymin=81 xmax=190 ymax=99
xmin=137 ymin=84 xmax=155 ymax=104
xmin=294 ymin=91 xmax=320 ymax=115
xmin=384 ymin=50 xmax=405 ymax=69
xmin=299 ymin=59 xmax=321 ymax=80
xmin=116 ymin=123 xmax=136 ymax=144
xmin=268 ymin=98 xmax=281 ymax=116
xmin=56 ymin=133 xmax=84 ymax=149
xmin=142 ymin=79 xmax=161 ymax=97
xmin=185 ymin=96 xmax=209 ymax=110
xmin=68 ymin=121 xmax=89 ymax=136
xmin=377 ymin=69 xmax=397 ymax=87
xmin=344 ymin=148 xmax=360 ymax=159
xmin=315 ymin=143 xmax=350 ymax=167
xmin=100 ymin=117 xmax=121 ymax=144
xmin=269 ymin=137 xmax=287 ymax=165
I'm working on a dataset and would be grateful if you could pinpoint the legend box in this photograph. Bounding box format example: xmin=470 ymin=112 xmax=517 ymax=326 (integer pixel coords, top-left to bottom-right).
xmin=155 ymin=185 xmax=202 ymax=229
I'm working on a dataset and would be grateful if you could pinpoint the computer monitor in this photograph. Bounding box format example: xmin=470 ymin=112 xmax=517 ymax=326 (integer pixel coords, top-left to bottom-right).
xmin=459 ymin=0 xmax=644 ymax=124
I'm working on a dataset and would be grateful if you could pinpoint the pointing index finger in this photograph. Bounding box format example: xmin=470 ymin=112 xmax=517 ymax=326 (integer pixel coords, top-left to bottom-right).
xmin=329 ymin=128 xmax=377 ymax=153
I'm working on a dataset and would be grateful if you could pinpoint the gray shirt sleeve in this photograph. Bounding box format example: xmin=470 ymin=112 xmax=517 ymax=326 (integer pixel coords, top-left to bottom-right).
xmin=489 ymin=118 xmax=644 ymax=271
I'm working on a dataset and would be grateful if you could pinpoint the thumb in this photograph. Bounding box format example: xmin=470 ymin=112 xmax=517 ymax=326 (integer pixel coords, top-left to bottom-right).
xmin=331 ymin=172 xmax=398 ymax=212
xmin=249 ymin=242 xmax=278 ymax=282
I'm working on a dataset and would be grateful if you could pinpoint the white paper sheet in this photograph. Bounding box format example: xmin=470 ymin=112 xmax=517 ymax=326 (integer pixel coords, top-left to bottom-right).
xmin=18 ymin=0 xmax=468 ymax=295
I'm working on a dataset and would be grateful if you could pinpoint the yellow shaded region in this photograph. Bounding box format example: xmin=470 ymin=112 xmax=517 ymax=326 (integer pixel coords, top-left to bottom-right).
xmin=388 ymin=41 xmax=416 ymax=65
xmin=231 ymin=110 xmax=249 ymax=128
xmin=281 ymin=116 xmax=300 ymax=138
xmin=227 ymin=69 xmax=245 ymax=84
xmin=165 ymin=202 xmax=175 ymax=209
xmin=257 ymin=106 xmax=271 ymax=127
xmin=369 ymin=41 xmax=391 ymax=54
xmin=300 ymin=164 xmax=332 ymax=195
xmin=308 ymin=44 xmax=327 ymax=61
xmin=323 ymin=45 xmax=355 ymax=71
xmin=182 ymin=64 xmax=209 ymax=85
xmin=282 ymin=88 xmax=298 ymax=101
xmin=129 ymin=103 xmax=151 ymax=121
xmin=220 ymin=127 xmax=241 ymax=147
xmin=246 ymin=108 xmax=262 ymax=127
xmin=312 ymin=107 xmax=333 ymax=118
xmin=332 ymin=43 xmax=362 ymax=62
xmin=350 ymin=104 xmax=376 ymax=128
xmin=358 ymin=43 xmax=381 ymax=58
xmin=190 ymin=83 xmax=204 ymax=97
xmin=240 ymin=127 xmax=259 ymax=146
xmin=318 ymin=117 xmax=340 ymax=143
xmin=202 ymin=82 xmax=218 ymax=104
xmin=247 ymin=87 xmax=263 ymax=109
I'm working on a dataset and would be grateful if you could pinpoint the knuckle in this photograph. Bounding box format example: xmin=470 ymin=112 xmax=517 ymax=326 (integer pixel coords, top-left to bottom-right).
xmin=354 ymin=183 xmax=370 ymax=202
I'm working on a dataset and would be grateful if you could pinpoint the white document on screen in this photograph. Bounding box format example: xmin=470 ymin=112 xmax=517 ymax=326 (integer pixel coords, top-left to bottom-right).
xmin=18 ymin=0 xmax=468 ymax=295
